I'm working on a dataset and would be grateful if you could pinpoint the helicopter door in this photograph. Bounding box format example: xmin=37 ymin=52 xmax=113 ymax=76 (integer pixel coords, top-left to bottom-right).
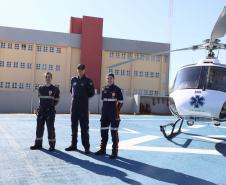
xmin=207 ymin=66 xmax=226 ymax=92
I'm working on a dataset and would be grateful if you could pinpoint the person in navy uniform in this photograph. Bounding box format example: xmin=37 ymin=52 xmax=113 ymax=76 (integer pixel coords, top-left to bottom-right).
xmin=95 ymin=73 xmax=123 ymax=159
xmin=65 ymin=64 xmax=95 ymax=154
xmin=30 ymin=72 xmax=60 ymax=151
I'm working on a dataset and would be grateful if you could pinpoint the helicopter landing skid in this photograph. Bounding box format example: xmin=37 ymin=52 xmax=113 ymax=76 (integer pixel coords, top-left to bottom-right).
xmin=160 ymin=118 xmax=184 ymax=139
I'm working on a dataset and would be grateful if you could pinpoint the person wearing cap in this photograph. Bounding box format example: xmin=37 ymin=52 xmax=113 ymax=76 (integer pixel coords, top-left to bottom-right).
xmin=95 ymin=73 xmax=123 ymax=159
xmin=65 ymin=64 xmax=95 ymax=154
xmin=30 ymin=72 xmax=60 ymax=151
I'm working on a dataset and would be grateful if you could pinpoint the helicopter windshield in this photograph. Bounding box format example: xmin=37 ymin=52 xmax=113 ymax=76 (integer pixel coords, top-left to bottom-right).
xmin=172 ymin=66 xmax=202 ymax=91
xmin=207 ymin=66 xmax=226 ymax=92
xmin=172 ymin=66 xmax=226 ymax=92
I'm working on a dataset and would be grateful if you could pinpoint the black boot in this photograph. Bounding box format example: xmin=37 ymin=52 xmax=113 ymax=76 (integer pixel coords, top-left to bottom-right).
xmin=30 ymin=145 xmax=42 ymax=150
xmin=85 ymin=148 xmax=91 ymax=154
xmin=65 ymin=145 xmax=77 ymax=151
xmin=109 ymin=149 xmax=118 ymax=159
xmin=49 ymin=146 xmax=55 ymax=151
xmin=95 ymin=148 xmax=106 ymax=155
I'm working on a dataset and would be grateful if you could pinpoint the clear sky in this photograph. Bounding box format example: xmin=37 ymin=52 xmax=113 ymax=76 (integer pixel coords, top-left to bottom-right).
xmin=0 ymin=0 xmax=226 ymax=85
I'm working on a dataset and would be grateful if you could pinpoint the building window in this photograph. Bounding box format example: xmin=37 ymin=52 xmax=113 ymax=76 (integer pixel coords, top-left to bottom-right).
xmin=133 ymin=89 xmax=138 ymax=94
xmin=26 ymin=83 xmax=31 ymax=89
xmin=150 ymin=56 xmax=154 ymax=62
xmin=6 ymin=61 xmax=11 ymax=67
xmin=28 ymin=44 xmax=33 ymax=51
xmin=50 ymin=47 xmax=54 ymax=53
xmin=150 ymin=72 xmax=154 ymax=77
xmin=13 ymin=62 xmax=18 ymax=68
xmin=15 ymin=43 xmax=20 ymax=50
xmin=126 ymin=70 xmax=131 ymax=76
xmin=36 ymin=64 xmax=41 ymax=69
xmin=56 ymin=48 xmax=61 ymax=53
xmin=140 ymin=54 xmax=145 ymax=60
xmin=42 ymin=64 xmax=47 ymax=70
xmin=154 ymin=90 xmax=159 ymax=96
xmin=149 ymin=90 xmax=153 ymax=95
xmin=20 ymin=62 xmax=25 ymax=68
xmin=121 ymin=69 xmax=125 ymax=76
xmin=109 ymin=51 xmax=114 ymax=58
xmin=139 ymin=71 xmax=144 ymax=77
xmin=138 ymin=89 xmax=143 ymax=95
xmin=43 ymin=46 xmax=48 ymax=52
xmin=1 ymin=42 xmax=6 ymax=48
xmin=0 ymin=82 xmax=3 ymax=88
xmin=134 ymin=53 xmax=139 ymax=59
xmin=8 ymin=43 xmax=12 ymax=49
xmin=19 ymin=83 xmax=24 ymax=89
xmin=27 ymin=63 xmax=32 ymax=69
xmin=37 ymin=45 xmax=42 ymax=52
xmin=121 ymin=88 xmax=124 ymax=94
xmin=115 ymin=52 xmax=120 ymax=58
xmin=121 ymin=53 xmax=126 ymax=59
xmin=145 ymin=72 xmax=149 ymax=77
xmin=34 ymin=84 xmax=39 ymax=90
xmin=128 ymin=52 xmax=133 ymax=59
xmin=56 ymin=65 xmax=60 ymax=71
xmin=134 ymin=71 xmax=138 ymax=77
xmin=21 ymin=44 xmax=26 ymax=50
xmin=155 ymin=56 xmax=161 ymax=62
xmin=108 ymin=68 xmax=113 ymax=73
xmin=145 ymin=55 xmax=150 ymax=61
xmin=12 ymin=82 xmax=17 ymax=89
xmin=5 ymin=82 xmax=10 ymax=88
xmin=0 ymin=61 xmax=4 ymax=67
xmin=49 ymin=64 xmax=53 ymax=70
xmin=144 ymin=90 xmax=149 ymax=95
xmin=164 ymin=56 xmax=169 ymax=63
xmin=155 ymin=72 xmax=160 ymax=78
xmin=115 ymin=69 xmax=119 ymax=75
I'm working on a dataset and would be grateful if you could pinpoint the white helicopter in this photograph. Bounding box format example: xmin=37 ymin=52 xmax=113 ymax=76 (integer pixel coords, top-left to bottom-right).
xmin=108 ymin=6 xmax=226 ymax=138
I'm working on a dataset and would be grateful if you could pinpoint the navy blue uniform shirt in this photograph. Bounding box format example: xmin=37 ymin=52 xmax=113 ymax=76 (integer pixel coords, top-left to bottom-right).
xmin=38 ymin=84 xmax=60 ymax=109
xmin=70 ymin=75 xmax=95 ymax=114
xmin=101 ymin=84 xmax=123 ymax=116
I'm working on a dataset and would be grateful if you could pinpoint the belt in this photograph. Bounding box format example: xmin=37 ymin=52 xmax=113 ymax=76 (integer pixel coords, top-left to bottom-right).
xmin=103 ymin=98 xmax=117 ymax=102
xmin=39 ymin=96 xmax=55 ymax=100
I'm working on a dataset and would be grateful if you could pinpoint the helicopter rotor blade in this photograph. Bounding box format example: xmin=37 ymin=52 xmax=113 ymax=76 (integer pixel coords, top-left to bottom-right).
xmin=106 ymin=45 xmax=203 ymax=68
xmin=210 ymin=6 xmax=226 ymax=42
xmin=107 ymin=58 xmax=138 ymax=68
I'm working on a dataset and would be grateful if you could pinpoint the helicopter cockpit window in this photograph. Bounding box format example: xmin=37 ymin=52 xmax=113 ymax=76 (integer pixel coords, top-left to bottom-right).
xmin=207 ymin=67 xmax=226 ymax=92
xmin=173 ymin=67 xmax=202 ymax=90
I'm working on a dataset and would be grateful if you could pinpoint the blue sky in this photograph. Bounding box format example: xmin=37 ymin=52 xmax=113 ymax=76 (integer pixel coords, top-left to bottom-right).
xmin=0 ymin=0 xmax=226 ymax=85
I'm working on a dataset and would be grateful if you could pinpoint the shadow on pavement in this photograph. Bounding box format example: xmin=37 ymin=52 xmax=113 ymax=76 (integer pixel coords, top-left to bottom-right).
xmin=42 ymin=149 xmax=216 ymax=185
xmin=41 ymin=149 xmax=141 ymax=185
xmin=90 ymin=153 xmax=217 ymax=185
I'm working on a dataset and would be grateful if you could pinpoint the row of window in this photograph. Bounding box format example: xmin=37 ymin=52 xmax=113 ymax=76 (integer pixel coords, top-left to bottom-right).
xmin=0 ymin=60 xmax=61 ymax=71
xmin=0 ymin=81 xmax=159 ymax=96
xmin=0 ymin=60 xmax=32 ymax=69
xmin=109 ymin=51 xmax=164 ymax=62
xmin=133 ymin=89 xmax=159 ymax=96
xmin=120 ymin=88 xmax=159 ymax=96
xmin=1 ymin=42 xmax=33 ymax=51
xmin=36 ymin=63 xmax=61 ymax=71
xmin=0 ymin=82 xmax=59 ymax=90
xmin=36 ymin=45 xmax=61 ymax=53
xmin=108 ymin=68 xmax=160 ymax=78
xmin=0 ymin=42 xmax=62 ymax=53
